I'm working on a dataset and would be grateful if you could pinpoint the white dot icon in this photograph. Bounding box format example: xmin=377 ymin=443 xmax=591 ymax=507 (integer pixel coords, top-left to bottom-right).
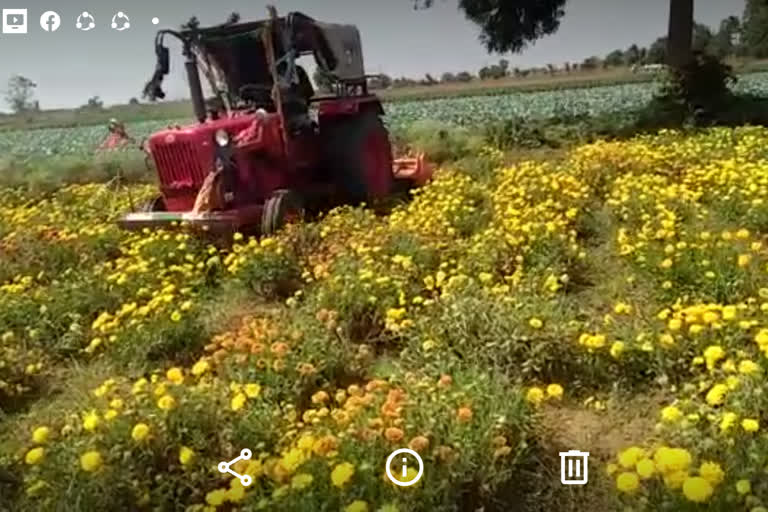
xmin=152 ymin=17 xmax=159 ymax=25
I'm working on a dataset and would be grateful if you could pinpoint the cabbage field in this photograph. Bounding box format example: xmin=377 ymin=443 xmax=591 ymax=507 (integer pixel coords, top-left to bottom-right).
xmin=4 ymin=72 xmax=768 ymax=163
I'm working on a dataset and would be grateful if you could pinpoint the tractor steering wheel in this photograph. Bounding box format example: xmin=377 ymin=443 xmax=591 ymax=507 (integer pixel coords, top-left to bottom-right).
xmin=238 ymin=84 xmax=273 ymax=109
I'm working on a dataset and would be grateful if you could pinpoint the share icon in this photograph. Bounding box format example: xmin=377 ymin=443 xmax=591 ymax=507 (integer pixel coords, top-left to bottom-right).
xmin=217 ymin=448 xmax=253 ymax=486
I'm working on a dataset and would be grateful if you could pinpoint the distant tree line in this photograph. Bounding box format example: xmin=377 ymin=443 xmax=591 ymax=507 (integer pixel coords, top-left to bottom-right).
xmin=313 ymin=0 xmax=768 ymax=93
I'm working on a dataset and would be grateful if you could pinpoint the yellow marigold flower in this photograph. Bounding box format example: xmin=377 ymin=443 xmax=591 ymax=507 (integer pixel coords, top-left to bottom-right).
xmin=191 ymin=359 xmax=210 ymax=376
xmin=132 ymin=377 xmax=148 ymax=395
xmin=25 ymin=447 xmax=45 ymax=465
xmin=699 ymin=461 xmax=724 ymax=486
xmin=636 ymin=459 xmax=655 ymax=479
xmin=205 ymin=489 xmax=227 ymax=506
xmin=705 ymin=384 xmax=728 ymax=406
xmin=131 ymin=423 xmax=150 ymax=442
xmin=82 ymin=410 xmax=100 ymax=432
xmin=614 ymin=302 xmax=632 ymax=315
xmin=720 ymin=412 xmax=738 ymax=432
xmin=526 ymin=387 xmax=545 ymax=405
xmin=616 ymin=472 xmax=640 ymax=493
xmin=610 ymin=341 xmax=625 ymax=359
xmin=755 ymin=329 xmax=768 ymax=347
xmin=179 ymin=446 xmax=195 ymax=466
xmin=736 ymin=479 xmax=751 ymax=495
xmin=683 ymin=476 xmax=713 ymax=503
xmin=742 ymin=418 xmax=759 ymax=433
xmin=226 ymin=480 xmax=246 ymax=502
xmin=704 ymin=345 xmax=725 ymax=370
xmin=659 ymin=333 xmax=675 ymax=346
xmin=529 ymin=317 xmax=543 ymax=329
xmin=345 ymin=500 xmax=369 ymax=512
xmin=738 ymin=254 xmax=752 ymax=267
xmin=170 ymin=311 xmax=182 ymax=322
xmin=654 ymin=447 xmax=691 ymax=474
xmin=231 ymin=392 xmax=247 ymax=411
xmin=80 ymin=451 xmax=103 ymax=472
xmin=739 ymin=360 xmax=760 ymax=375
xmin=297 ymin=434 xmax=316 ymax=451
xmin=331 ymin=462 xmax=355 ymax=487
xmin=157 ymin=394 xmax=177 ymax=411
xmin=291 ymin=473 xmax=314 ymax=490
xmin=166 ymin=367 xmax=184 ymax=385
xmin=311 ymin=391 xmax=329 ymax=405
xmin=546 ymin=384 xmax=564 ymax=400
xmin=668 ymin=318 xmax=682 ymax=331
xmin=618 ymin=446 xmax=646 ymax=469
xmin=661 ymin=405 xmax=683 ymax=423
xmin=244 ymin=383 xmax=261 ymax=398
xmin=281 ymin=447 xmax=307 ymax=473
xmin=32 ymin=426 xmax=50 ymax=444
xmin=663 ymin=470 xmax=688 ymax=490
xmin=722 ymin=305 xmax=737 ymax=320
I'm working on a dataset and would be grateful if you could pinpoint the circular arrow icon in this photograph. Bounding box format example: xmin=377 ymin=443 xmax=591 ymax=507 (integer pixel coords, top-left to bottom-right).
xmin=111 ymin=12 xmax=130 ymax=31
xmin=76 ymin=11 xmax=95 ymax=31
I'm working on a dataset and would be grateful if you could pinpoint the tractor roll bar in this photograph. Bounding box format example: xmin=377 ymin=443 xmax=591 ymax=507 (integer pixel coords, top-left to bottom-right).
xmin=143 ymin=29 xmax=207 ymax=124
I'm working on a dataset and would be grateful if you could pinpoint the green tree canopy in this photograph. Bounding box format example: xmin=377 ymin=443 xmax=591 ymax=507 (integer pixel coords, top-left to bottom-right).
xmin=416 ymin=0 xmax=567 ymax=53
xmin=742 ymin=0 xmax=768 ymax=58
xmin=4 ymin=75 xmax=38 ymax=113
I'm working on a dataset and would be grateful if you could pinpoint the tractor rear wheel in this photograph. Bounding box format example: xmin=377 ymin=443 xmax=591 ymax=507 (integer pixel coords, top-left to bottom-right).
xmin=139 ymin=196 xmax=165 ymax=212
xmin=323 ymin=109 xmax=393 ymax=204
xmin=261 ymin=189 xmax=305 ymax=236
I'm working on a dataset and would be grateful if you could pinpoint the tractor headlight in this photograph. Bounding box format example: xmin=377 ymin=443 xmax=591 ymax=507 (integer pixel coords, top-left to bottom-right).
xmin=214 ymin=129 xmax=230 ymax=147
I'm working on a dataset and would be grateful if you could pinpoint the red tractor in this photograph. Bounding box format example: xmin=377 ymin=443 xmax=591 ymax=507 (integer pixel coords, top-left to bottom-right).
xmin=119 ymin=7 xmax=432 ymax=235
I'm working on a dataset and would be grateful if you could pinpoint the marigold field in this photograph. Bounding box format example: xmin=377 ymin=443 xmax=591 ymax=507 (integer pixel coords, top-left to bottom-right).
xmin=4 ymin=127 xmax=768 ymax=511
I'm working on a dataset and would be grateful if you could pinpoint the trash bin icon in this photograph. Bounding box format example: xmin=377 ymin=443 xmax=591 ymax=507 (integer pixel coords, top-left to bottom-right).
xmin=559 ymin=450 xmax=589 ymax=485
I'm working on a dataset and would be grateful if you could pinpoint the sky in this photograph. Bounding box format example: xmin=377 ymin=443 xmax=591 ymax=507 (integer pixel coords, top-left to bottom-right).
xmin=0 ymin=0 xmax=747 ymax=111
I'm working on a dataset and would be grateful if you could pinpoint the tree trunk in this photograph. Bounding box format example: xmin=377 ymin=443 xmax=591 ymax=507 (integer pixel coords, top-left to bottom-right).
xmin=667 ymin=0 xmax=694 ymax=67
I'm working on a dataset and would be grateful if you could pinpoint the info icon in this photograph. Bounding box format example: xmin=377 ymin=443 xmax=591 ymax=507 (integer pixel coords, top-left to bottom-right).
xmin=40 ymin=11 xmax=61 ymax=32
xmin=2 ymin=8 xmax=28 ymax=34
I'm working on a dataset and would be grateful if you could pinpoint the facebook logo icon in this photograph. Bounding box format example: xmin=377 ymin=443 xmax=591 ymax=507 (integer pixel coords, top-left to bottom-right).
xmin=2 ymin=9 xmax=28 ymax=34
xmin=40 ymin=11 xmax=61 ymax=32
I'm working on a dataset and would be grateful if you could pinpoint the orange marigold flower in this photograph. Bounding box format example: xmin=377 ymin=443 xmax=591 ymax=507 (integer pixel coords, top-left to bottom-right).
xmin=384 ymin=427 xmax=405 ymax=443
xmin=408 ymin=436 xmax=429 ymax=452
xmin=457 ymin=407 xmax=473 ymax=423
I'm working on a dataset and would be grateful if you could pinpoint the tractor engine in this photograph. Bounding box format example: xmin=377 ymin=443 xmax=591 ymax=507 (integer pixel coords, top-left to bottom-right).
xmin=147 ymin=113 xmax=286 ymax=211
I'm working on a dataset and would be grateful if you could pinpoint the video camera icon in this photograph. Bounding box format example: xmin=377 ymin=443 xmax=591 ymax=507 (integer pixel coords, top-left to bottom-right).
xmin=218 ymin=449 xmax=253 ymax=486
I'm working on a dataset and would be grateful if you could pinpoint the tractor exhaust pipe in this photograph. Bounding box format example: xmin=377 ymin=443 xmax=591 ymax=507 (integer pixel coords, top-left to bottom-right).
xmin=185 ymin=52 xmax=206 ymax=123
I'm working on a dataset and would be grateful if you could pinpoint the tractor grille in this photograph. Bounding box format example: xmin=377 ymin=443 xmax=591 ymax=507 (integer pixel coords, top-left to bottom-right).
xmin=153 ymin=141 xmax=207 ymax=187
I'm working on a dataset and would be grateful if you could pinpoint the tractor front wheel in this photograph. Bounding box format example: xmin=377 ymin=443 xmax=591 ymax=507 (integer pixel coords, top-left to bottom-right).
xmin=139 ymin=196 xmax=165 ymax=212
xmin=261 ymin=189 xmax=305 ymax=236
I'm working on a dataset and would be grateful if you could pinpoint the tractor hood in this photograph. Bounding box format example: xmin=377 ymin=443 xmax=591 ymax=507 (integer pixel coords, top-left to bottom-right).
xmin=148 ymin=115 xmax=272 ymax=192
